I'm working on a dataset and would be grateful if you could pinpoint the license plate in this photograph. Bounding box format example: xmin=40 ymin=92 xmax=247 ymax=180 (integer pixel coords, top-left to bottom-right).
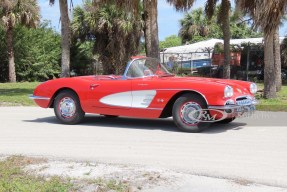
xmin=236 ymin=106 xmax=245 ymax=112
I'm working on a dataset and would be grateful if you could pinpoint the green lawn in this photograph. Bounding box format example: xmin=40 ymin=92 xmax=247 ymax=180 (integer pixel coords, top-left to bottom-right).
xmin=0 ymin=82 xmax=40 ymax=106
xmin=256 ymin=84 xmax=287 ymax=111
xmin=0 ymin=82 xmax=286 ymax=111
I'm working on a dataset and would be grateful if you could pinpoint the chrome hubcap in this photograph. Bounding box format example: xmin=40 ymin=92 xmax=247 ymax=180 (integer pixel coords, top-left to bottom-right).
xmin=180 ymin=102 xmax=202 ymax=125
xmin=59 ymin=97 xmax=76 ymax=118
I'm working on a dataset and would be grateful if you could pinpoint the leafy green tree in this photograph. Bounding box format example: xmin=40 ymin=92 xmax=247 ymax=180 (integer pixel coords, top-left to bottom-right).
xmin=0 ymin=26 xmax=8 ymax=82
xmin=14 ymin=23 xmax=61 ymax=81
xmin=72 ymin=1 xmax=143 ymax=75
xmin=0 ymin=21 xmax=61 ymax=82
xmin=70 ymin=40 xmax=94 ymax=76
xmin=0 ymin=0 xmax=40 ymax=82
xmin=160 ymin=35 xmax=181 ymax=50
xmin=179 ymin=7 xmax=261 ymax=44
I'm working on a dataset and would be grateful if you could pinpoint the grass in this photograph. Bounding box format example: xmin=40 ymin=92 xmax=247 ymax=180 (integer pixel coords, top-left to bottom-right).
xmin=0 ymin=156 xmax=130 ymax=192
xmin=0 ymin=82 xmax=40 ymax=106
xmin=256 ymin=84 xmax=287 ymax=111
xmin=0 ymin=82 xmax=286 ymax=111
xmin=0 ymin=156 xmax=73 ymax=192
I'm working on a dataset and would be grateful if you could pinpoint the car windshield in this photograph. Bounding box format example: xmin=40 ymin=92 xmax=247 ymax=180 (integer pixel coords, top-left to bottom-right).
xmin=126 ymin=57 xmax=173 ymax=78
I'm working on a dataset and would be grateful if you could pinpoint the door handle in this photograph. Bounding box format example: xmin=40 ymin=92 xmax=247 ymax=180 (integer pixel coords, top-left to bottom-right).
xmin=90 ymin=84 xmax=99 ymax=90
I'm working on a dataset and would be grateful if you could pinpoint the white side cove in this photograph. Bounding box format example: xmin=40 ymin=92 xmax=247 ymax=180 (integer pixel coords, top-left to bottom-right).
xmin=99 ymin=90 xmax=157 ymax=108
xmin=132 ymin=90 xmax=156 ymax=108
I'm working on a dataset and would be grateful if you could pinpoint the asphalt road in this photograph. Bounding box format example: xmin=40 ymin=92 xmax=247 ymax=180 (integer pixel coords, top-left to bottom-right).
xmin=0 ymin=107 xmax=287 ymax=188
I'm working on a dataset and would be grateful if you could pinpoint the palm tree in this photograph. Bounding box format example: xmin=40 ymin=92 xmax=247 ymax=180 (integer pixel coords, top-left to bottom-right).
xmin=143 ymin=0 xmax=159 ymax=58
xmin=95 ymin=0 xmax=232 ymax=73
xmin=0 ymin=0 xmax=40 ymax=82
xmin=168 ymin=0 xmax=232 ymax=79
xmin=179 ymin=8 xmax=212 ymax=44
xmin=274 ymin=26 xmax=282 ymax=92
xmin=206 ymin=0 xmax=231 ymax=79
xmin=236 ymin=0 xmax=287 ymax=98
xmin=94 ymin=0 xmax=159 ymax=58
xmin=72 ymin=2 xmax=143 ymax=75
xmin=49 ymin=0 xmax=71 ymax=77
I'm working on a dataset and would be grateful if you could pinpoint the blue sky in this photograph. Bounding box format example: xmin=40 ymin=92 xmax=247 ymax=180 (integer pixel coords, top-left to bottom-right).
xmin=39 ymin=0 xmax=287 ymax=41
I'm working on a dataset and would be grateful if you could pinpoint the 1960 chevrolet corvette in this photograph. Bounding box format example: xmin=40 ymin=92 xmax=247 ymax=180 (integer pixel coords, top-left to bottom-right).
xmin=30 ymin=57 xmax=258 ymax=132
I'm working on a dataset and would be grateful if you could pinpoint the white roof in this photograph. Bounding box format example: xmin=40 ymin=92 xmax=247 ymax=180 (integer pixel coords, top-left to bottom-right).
xmin=163 ymin=39 xmax=222 ymax=53
xmin=162 ymin=37 xmax=284 ymax=54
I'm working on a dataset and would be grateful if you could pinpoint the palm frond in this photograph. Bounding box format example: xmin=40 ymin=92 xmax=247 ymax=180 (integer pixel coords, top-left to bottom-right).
xmin=236 ymin=0 xmax=287 ymax=35
xmin=0 ymin=0 xmax=40 ymax=30
xmin=166 ymin=0 xmax=195 ymax=11
xmin=205 ymin=0 xmax=219 ymax=20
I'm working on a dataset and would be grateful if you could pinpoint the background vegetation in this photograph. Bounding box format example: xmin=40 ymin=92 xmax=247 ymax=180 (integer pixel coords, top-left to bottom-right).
xmin=1 ymin=0 xmax=287 ymax=101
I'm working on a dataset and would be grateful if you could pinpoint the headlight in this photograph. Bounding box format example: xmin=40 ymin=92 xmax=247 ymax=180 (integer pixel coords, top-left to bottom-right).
xmin=250 ymin=83 xmax=258 ymax=94
xmin=224 ymin=86 xmax=233 ymax=98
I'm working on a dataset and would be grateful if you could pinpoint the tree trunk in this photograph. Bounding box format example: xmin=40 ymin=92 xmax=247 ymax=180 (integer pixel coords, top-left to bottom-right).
xmin=59 ymin=0 xmax=71 ymax=77
xmin=274 ymin=26 xmax=282 ymax=92
xmin=264 ymin=31 xmax=277 ymax=98
xmin=221 ymin=0 xmax=231 ymax=79
xmin=143 ymin=0 xmax=159 ymax=59
xmin=7 ymin=27 xmax=16 ymax=82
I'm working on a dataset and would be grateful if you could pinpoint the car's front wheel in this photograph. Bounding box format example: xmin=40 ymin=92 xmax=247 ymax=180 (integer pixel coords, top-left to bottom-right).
xmin=54 ymin=90 xmax=85 ymax=124
xmin=216 ymin=117 xmax=236 ymax=124
xmin=172 ymin=93 xmax=209 ymax=133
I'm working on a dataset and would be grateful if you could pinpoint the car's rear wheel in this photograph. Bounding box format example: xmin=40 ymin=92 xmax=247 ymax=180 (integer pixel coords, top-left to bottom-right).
xmin=172 ymin=93 xmax=209 ymax=133
xmin=54 ymin=90 xmax=85 ymax=124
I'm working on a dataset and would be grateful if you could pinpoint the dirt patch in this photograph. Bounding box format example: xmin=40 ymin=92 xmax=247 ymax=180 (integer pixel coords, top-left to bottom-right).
xmin=231 ymin=178 xmax=254 ymax=186
xmin=25 ymin=159 xmax=180 ymax=191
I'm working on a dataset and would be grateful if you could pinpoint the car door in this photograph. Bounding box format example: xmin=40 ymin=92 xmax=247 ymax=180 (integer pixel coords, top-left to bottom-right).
xmin=90 ymin=78 xmax=132 ymax=110
xmin=130 ymin=77 xmax=157 ymax=109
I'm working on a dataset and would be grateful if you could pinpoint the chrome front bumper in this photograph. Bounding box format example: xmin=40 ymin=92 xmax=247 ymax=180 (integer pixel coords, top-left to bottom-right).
xmin=208 ymin=99 xmax=258 ymax=117
xmin=208 ymin=99 xmax=258 ymax=110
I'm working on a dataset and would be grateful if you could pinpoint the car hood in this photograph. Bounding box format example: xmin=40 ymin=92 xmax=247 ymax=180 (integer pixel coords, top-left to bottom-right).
xmin=162 ymin=76 xmax=253 ymax=96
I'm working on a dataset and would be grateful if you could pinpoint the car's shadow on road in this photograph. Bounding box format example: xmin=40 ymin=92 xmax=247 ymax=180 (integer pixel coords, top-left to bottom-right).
xmin=23 ymin=114 xmax=247 ymax=134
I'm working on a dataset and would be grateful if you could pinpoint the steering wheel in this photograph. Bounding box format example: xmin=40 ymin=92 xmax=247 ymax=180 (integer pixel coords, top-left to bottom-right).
xmin=155 ymin=64 xmax=164 ymax=75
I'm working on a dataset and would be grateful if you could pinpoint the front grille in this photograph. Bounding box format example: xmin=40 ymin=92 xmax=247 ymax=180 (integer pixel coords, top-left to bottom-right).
xmin=236 ymin=97 xmax=252 ymax=106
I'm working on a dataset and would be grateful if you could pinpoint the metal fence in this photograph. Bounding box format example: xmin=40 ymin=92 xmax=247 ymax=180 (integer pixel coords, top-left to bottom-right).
xmin=160 ymin=49 xmax=265 ymax=81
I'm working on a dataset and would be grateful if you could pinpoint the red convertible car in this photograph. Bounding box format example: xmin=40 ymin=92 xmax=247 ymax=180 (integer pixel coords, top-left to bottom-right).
xmin=30 ymin=57 xmax=258 ymax=132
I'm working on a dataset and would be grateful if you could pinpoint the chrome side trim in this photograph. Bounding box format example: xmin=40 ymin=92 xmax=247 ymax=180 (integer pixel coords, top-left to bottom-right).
xmin=29 ymin=95 xmax=50 ymax=100
xmin=97 ymin=104 xmax=163 ymax=110
xmin=144 ymin=107 xmax=163 ymax=110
